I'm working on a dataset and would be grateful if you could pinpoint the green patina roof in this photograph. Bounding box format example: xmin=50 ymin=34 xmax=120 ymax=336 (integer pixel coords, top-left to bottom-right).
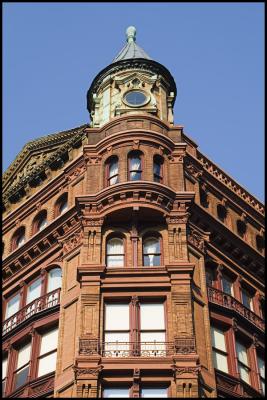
xmin=112 ymin=26 xmax=152 ymax=63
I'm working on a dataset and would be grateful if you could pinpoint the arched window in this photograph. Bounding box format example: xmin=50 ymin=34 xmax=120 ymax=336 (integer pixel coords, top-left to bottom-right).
xmin=106 ymin=237 xmax=124 ymax=267
xmin=47 ymin=267 xmax=62 ymax=293
xmin=143 ymin=236 xmax=161 ymax=266
xmin=128 ymin=151 xmax=142 ymax=181
xmin=106 ymin=156 xmax=119 ymax=186
xmin=33 ymin=210 xmax=47 ymax=234
xmin=153 ymin=155 xmax=163 ymax=183
xmin=12 ymin=227 xmax=26 ymax=251
xmin=55 ymin=193 xmax=68 ymax=217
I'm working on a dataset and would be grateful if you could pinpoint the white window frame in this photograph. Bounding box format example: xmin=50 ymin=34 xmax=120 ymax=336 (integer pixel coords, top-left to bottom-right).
xmin=211 ymin=326 xmax=229 ymax=373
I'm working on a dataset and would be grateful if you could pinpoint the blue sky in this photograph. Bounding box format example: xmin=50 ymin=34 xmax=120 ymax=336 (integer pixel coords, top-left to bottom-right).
xmin=3 ymin=2 xmax=264 ymax=201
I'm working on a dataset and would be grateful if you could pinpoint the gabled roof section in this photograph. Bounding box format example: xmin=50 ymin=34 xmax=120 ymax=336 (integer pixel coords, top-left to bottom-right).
xmin=112 ymin=26 xmax=152 ymax=63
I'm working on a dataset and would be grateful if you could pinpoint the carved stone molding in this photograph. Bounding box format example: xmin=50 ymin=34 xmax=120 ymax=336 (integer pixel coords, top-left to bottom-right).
xmin=82 ymin=218 xmax=105 ymax=227
xmin=73 ymin=365 xmax=103 ymax=378
xmin=185 ymin=161 xmax=203 ymax=179
xmin=63 ymin=230 xmax=83 ymax=253
xmin=173 ymin=366 xmax=201 ymax=376
xmin=66 ymin=165 xmax=86 ymax=182
xmin=166 ymin=215 xmax=189 ymax=224
xmin=187 ymin=228 xmax=205 ymax=252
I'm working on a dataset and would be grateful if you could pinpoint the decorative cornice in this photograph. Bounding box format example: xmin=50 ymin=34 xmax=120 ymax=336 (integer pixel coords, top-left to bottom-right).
xmin=3 ymin=125 xmax=88 ymax=204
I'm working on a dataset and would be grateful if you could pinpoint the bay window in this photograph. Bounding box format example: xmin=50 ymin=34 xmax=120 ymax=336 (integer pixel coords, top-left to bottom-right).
xmin=236 ymin=340 xmax=250 ymax=384
xmin=106 ymin=237 xmax=125 ymax=267
xmin=37 ymin=327 xmax=58 ymax=377
xmin=104 ymin=300 xmax=166 ymax=357
xmin=211 ymin=326 xmax=228 ymax=373
xmin=143 ymin=237 xmax=161 ymax=266
xmin=14 ymin=341 xmax=31 ymax=390
xmin=128 ymin=152 xmax=142 ymax=181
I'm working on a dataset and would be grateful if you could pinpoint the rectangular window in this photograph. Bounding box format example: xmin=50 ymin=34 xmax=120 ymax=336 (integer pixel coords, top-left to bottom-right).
xmin=257 ymin=355 xmax=265 ymax=395
xmin=103 ymin=300 xmax=166 ymax=358
xmin=26 ymin=278 xmax=42 ymax=304
xmin=14 ymin=341 xmax=31 ymax=390
xmin=205 ymin=270 xmax=213 ymax=287
xmin=241 ymin=289 xmax=253 ymax=311
xmin=211 ymin=326 xmax=228 ymax=373
xmin=140 ymin=303 xmax=166 ymax=356
xmin=104 ymin=304 xmax=130 ymax=357
xmin=236 ymin=341 xmax=250 ymax=384
xmin=2 ymin=356 xmax=8 ymax=396
xmin=5 ymin=293 xmax=20 ymax=320
xmin=141 ymin=388 xmax=168 ymax=398
xmin=221 ymin=276 xmax=234 ymax=296
xmin=37 ymin=327 xmax=58 ymax=377
xmin=103 ymin=388 xmax=130 ymax=398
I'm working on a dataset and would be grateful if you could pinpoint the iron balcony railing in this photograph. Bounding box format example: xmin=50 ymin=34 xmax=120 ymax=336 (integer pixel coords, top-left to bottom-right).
xmin=79 ymin=337 xmax=196 ymax=358
xmin=207 ymin=286 xmax=264 ymax=332
xmin=2 ymin=288 xmax=61 ymax=336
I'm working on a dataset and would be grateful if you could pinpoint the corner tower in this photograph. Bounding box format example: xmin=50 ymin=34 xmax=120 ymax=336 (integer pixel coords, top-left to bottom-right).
xmin=87 ymin=26 xmax=176 ymax=127
xmin=2 ymin=25 xmax=264 ymax=400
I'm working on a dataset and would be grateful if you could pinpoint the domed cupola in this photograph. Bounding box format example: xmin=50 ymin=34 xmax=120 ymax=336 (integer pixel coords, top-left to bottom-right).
xmin=87 ymin=26 xmax=177 ymax=127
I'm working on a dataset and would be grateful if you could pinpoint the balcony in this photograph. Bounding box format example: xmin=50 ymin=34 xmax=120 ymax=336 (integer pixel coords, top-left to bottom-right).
xmin=2 ymin=288 xmax=60 ymax=337
xmin=79 ymin=337 xmax=196 ymax=358
xmin=207 ymin=286 xmax=264 ymax=332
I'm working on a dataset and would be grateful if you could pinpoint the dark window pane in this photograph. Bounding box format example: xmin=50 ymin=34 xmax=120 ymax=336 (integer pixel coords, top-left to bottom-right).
xmin=130 ymin=171 xmax=142 ymax=181
xmin=14 ymin=366 xmax=29 ymax=390
xmin=125 ymin=91 xmax=146 ymax=106
xmin=144 ymin=254 xmax=160 ymax=267
xmin=222 ymin=278 xmax=232 ymax=295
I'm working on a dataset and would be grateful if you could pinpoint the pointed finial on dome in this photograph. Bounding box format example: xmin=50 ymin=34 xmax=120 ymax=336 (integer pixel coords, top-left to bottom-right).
xmin=126 ymin=26 xmax=136 ymax=43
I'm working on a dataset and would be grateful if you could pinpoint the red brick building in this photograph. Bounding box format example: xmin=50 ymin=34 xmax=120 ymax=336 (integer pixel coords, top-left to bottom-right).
xmin=2 ymin=26 xmax=265 ymax=398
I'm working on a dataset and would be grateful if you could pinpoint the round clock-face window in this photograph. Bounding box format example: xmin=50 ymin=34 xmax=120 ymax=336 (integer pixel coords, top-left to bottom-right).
xmin=124 ymin=90 xmax=148 ymax=107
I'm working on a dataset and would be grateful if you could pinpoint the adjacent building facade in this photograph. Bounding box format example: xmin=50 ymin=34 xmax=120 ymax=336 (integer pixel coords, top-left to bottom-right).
xmin=2 ymin=27 xmax=265 ymax=398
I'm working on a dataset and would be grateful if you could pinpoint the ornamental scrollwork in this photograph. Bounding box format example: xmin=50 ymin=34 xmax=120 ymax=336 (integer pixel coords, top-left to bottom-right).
xmin=82 ymin=218 xmax=104 ymax=227
xmin=185 ymin=161 xmax=203 ymax=179
xmin=187 ymin=229 xmax=205 ymax=252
